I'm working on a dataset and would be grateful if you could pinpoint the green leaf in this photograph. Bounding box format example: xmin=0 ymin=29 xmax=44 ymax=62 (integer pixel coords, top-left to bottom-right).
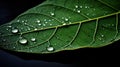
xmin=0 ymin=0 xmax=120 ymax=54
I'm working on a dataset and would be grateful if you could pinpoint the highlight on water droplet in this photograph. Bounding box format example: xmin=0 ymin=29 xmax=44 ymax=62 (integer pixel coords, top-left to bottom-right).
xmin=63 ymin=23 xmax=66 ymax=25
xmin=19 ymin=38 xmax=28 ymax=45
xmin=31 ymin=38 xmax=36 ymax=42
xmin=47 ymin=46 xmax=54 ymax=52
xmin=12 ymin=29 xmax=19 ymax=34
xmin=77 ymin=10 xmax=81 ymax=13
xmin=50 ymin=12 xmax=55 ymax=16
xmin=75 ymin=5 xmax=78 ymax=8
xmin=65 ymin=18 xmax=69 ymax=22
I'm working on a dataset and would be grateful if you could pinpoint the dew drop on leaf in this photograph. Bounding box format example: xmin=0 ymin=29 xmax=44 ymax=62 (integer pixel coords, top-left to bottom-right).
xmin=75 ymin=5 xmax=78 ymax=8
xmin=77 ymin=10 xmax=81 ymax=13
xmin=65 ymin=18 xmax=69 ymax=22
xmin=63 ymin=23 xmax=66 ymax=25
xmin=47 ymin=47 xmax=54 ymax=52
xmin=19 ymin=38 xmax=28 ymax=45
xmin=50 ymin=12 xmax=55 ymax=16
xmin=12 ymin=29 xmax=19 ymax=34
xmin=31 ymin=38 xmax=36 ymax=42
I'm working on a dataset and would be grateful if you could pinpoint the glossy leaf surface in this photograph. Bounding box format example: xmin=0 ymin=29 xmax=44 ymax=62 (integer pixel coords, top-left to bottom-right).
xmin=0 ymin=0 xmax=120 ymax=53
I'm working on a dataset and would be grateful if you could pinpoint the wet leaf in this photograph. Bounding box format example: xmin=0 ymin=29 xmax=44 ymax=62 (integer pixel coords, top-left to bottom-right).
xmin=0 ymin=0 xmax=120 ymax=54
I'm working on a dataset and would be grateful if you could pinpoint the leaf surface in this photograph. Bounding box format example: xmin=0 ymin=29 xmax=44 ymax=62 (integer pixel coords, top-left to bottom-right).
xmin=0 ymin=0 xmax=120 ymax=53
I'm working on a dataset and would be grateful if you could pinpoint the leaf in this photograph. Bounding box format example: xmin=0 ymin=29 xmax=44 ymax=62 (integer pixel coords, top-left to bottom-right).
xmin=0 ymin=0 xmax=120 ymax=54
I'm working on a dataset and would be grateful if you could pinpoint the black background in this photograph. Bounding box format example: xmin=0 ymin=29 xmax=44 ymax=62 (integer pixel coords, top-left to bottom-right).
xmin=0 ymin=0 xmax=120 ymax=67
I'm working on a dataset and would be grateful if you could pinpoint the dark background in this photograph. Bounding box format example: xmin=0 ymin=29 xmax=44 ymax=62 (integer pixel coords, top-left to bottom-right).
xmin=0 ymin=0 xmax=120 ymax=67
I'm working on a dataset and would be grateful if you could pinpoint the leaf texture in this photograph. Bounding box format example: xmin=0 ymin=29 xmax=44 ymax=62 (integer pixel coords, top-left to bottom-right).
xmin=0 ymin=0 xmax=120 ymax=53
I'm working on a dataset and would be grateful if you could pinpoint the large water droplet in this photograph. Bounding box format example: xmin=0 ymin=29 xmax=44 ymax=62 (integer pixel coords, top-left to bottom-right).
xmin=31 ymin=38 xmax=36 ymax=42
xmin=47 ymin=47 xmax=54 ymax=52
xmin=19 ymin=38 xmax=28 ymax=45
xmin=12 ymin=29 xmax=19 ymax=34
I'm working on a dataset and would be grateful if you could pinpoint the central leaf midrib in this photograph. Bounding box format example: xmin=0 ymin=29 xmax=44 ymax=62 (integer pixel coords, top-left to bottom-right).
xmin=21 ymin=11 xmax=120 ymax=35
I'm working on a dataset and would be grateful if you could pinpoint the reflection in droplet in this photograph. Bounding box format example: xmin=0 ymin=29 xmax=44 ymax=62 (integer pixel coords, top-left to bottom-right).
xmin=47 ymin=47 xmax=54 ymax=52
xmin=31 ymin=38 xmax=36 ymax=42
xmin=19 ymin=38 xmax=28 ymax=45
xmin=12 ymin=29 xmax=19 ymax=34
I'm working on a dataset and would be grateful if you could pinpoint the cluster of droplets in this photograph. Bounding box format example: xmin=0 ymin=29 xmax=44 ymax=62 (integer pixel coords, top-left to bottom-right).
xmin=73 ymin=5 xmax=83 ymax=13
xmin=98 ymin=34 xmax=105 ymax=43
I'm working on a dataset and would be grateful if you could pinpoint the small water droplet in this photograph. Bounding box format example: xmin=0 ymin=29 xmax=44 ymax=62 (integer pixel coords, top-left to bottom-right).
xmin=50 ymin=24 xmax=52 ymax=26
xmin=36 ymin=20 xmax=40 ymax=23
xmin=77 ymin=10 xmax=81 ymax=13
xmin=98 ymin=37 xmax=102 ymax=41
xmin=38 ymin=24 xmax=42 ymax=26
xmin=31 ymin=38 xmax=36 ymax=42
xmin=43 ymin=24 xmax=46 ymax=26
xmin=34 ymin=28 xmax=38 ymax=30
xmin=12 ymin=29 xmax=19 ymax=34
xmin=50 ymin=12 xmax=55 ymax=16
xmin=8 ymin=26 xmax=12 ymax=28
xmin=111 ymin=24 xmax=115 ymax=26
xmin=13 ymin=46 xmax=16 ymax=49
xmin=19 ymin=38 xmax=28 ymax=45
xmin=65 ymin=18 xmax=69 ymax=22
xmin=17 ymin=20 xmax=20 ymax=22
xmin=22 ymin=20 xmax=25 ymax=23
xmin=80 ymin=6 xmax=83 ymax=8
xmin=75 ymin=5 xmax=78 ymax=8
xmin=47 ymin=47 xmax=54 ymax=52
xmin=45 ymin=22 xmax=48 ymax=23
xmin=63 ymin=23 xmax=66 ymax=25
xmin=101 ymin=35 xmax=104 ymax=37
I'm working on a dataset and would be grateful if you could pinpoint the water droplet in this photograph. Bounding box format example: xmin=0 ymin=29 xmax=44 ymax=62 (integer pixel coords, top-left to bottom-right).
xmin=31 ymin=38 xmax=36 ymax=42
xmin=111 ymin=24 xmax=115 ymax=26
xmin=13 ymin=46 xmax=16 ymax=49
xmin=50 ymin=24 xmax=52 ymax=26
xmin=43 ymin=24 xmax=46 ymax=26
xmin=22 ymin=20 xmax=25 ymax=23
xmin=8 ymin=26 xmax=12 ymax=28
xmin=87 ymin=13 xmax=89 ymax=15
xmin=12 ymin=29 xmax=19 ymax=34
xmin=45 ymin=22 xmax=48 ymax=23
xmin=50 ymin=12 xmax=55 ymax=16
xmin=75 ymin=5 xmax=78 ymax=8
xmin=65 ymin=18 xmax=69 ymax=22
xmin=19 ymin=38 xmax=28 ymax=45
xmin=34 ymin=28 xmax=38 ymax=30
xmin=77 ymin=10 xmax=81 ymax=13
xmin=47 ymin=47 xmax=54 ymax=52
xmin=80 ymin=6 xmax=83 ymax=8
xmin=38 ymin=24 xmax=42 ymax=26
xmin=3 ymin=39 xmax=6 ymax=42
xmin=36 ymin=20 xmax=40 ymax=23
xmin=101 ymin=35 xmax=104 ymax=37
xmin=17 ymin=20 xmax=20 ymax=22
xmin=63 ymin=23 xmax=66 ymax=25
xmin=85 ymin=6 xmax=89 ymax=8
